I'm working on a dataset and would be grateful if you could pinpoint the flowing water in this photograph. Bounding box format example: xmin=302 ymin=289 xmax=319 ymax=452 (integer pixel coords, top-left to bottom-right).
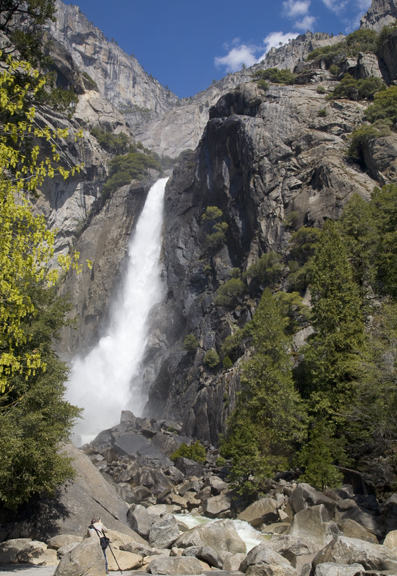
xmin=67 ymin=177 xmax=168 ymax=445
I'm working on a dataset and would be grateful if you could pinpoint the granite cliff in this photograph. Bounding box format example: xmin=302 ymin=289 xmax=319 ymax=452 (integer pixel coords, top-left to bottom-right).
xmin=51 ymin=0 xmax=397 ymax=444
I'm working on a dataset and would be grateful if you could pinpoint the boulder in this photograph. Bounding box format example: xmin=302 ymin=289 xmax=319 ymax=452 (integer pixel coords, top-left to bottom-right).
xmin=175 ymin=458 xmax=204 ymax=478
xmin=223 ymin=552 xmax=246 ymax=571
xmin=5 ymin=443 xmax=142 ymax=541
xmin=289 ymin=483 xmax=337 ymax=515
xmin=202 ymin=493 xmax=231 ymax=518
xmin=57 ymin=542 xmax=81 ymax=558
xmin=107 ymin=549 xmax=143 ymax=571
xmin=196 ymin=545 xmax=223 ymax=568
xmin=264 ymin=535 xmax=318 ymax=567
xmin=262 ymin=524 xmax=290 ymax=536
xmin=287 ymin=505 xmax=333 ymax=548
xmin=238 ymin=498 xmax=279 ymax=527
xmin=133 ymin=467 xmax=174 ymax=495
xmin=54 ymin=537 xmax=106 ymax=576
xmin=146 ymin=555 xmax=204 ymax=574
xmin=335 ymin=507 xmax=382 ymax=539
xmin=240 ymin=542 xmax=298 ymax=576
xmin=174 ymin=519 xmax=246 ymax=554
xmin=338 ymin=519 xmax=378 ymax=543
xmin=113 ymin=432 xmax=151 ymax=458
xmin=0 ymin=538 xmax=58 ymax=566
xmin=148 ymin=514 xmax=179 ymax=549
xmin=128 ymin=504 xmax=153 ymax=538
xmin=383 ymin=530 xmax=397 ymax=553
xmin=129 ymin=485 xmax=155 ymax=504
xmin=314 ymin=563 xmax=365 ymax=575
xmin=178 ymin=479 xmax=204 ymax=496
xmin=208 ymin=476 xmax=229 ymax=494
xmin=47 ymin=535 xmax=83 ymax=549
xmin=313 ymin=536 xmax=397 ymax=572
xmin=121 ymin=541 xmax=162 ymax=557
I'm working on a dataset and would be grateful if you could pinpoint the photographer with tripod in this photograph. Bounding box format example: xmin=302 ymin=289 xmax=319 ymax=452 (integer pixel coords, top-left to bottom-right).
xmin=88 ymin=517 xmax=110 ymax=573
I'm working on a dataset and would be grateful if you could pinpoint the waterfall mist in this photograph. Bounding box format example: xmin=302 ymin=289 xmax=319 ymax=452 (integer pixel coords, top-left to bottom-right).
xmin=67 ymin=178 xmax=168 ymax=445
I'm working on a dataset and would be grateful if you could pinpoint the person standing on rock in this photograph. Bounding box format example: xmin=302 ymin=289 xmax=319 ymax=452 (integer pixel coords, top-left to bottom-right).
xmin=88 ymin=517 xmax=110 ymax=573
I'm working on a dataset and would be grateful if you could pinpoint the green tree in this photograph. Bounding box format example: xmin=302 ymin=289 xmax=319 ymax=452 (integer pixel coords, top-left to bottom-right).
xmin=171 ymin=441 xmax=206 ymax=464
xmin=203 ymin=349 xmax=220 ymax=368
xmin=0 ymin=285 xmax=81 ymax=509
xmin=215 ymin=278 xmax=247 ymax=307
xmin=201 ymin=206 xmax=228 ymax=249
xmin=183 ymin=334 xmax=198 ymax=354
xmin=298 ymin=221 xmax=365 ymax=422
xmin=222 ymin=289 xmax=306 ymax=495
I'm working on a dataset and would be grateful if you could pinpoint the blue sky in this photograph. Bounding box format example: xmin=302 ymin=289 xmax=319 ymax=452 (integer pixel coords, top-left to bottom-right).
xmin=70 ymin=0 xmax=372 ymax=98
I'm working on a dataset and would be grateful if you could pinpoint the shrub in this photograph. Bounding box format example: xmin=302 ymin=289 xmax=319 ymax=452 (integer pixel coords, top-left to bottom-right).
xmin=223 ymin=356 xmax=233 ymax=369
xmin=183 ymin=334 xmax=198 ymax=354
xmin=348 ymin=124 xmax=391 ymax=161
xmin=215 ymin=278 xmax=247 ymax=306
xmin=376 ymin=21 xmax=397 ymax=52
xmin=365 ymin=85 xmax=397 ymax=128
xmin=284 ymin=211 xmax=299 ymax=230
xmin=316 ymin=85 xmax=326 ymax=94
xmin=171 ymin=441 xmax=206 ymax=464
xmin=307 ymin=29 xmax=378 ymax=65
xmin=329 ymin=64 xmax=341 ymax=77
xmin=244 ymin=252 xmax=284 ymax=287
xmin=328 ymin=74 xmax=385 ymax=101
xmin=102 ymin=151 xmax=161 ymax=197
xmin=91 ymin=127 xmax=131 ymax=155
xmin=202 ymin=206 xmax=223 ymax=221
xmin=307 ymin=42 xmax=344 ymax=63
xmin=216 ymin=456 xmax=226 ymax=467
xmin=318 ymin=109 xmax=327 ymax=117
xmin=204 ymin=349 xmax=220 ymax=368
xmin=257 ymin=79 xmax=269 ymax=91
xmin=252 ymin=67 xmax=295 ymax=85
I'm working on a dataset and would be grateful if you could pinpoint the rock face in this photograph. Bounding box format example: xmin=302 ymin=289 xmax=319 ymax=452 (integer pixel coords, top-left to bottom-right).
xmin=47 ymin=0 xmax=178 ymax=126
xmin=146 ymin=77 xmax=377 ymax=443
xmin=360 ymin=0 xmax=397 ymax=31
xmin=1 ymin=443 xmax=143 ymax=542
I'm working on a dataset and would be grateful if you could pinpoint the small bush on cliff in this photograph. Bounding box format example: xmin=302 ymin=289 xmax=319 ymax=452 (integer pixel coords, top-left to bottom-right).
xmin=376 ymin=21 xmax=397 ymax=52
xmin=183 ymin=334 xmax=198 ymax=354
xmin=328 ymin=74 xmax=384 ymax=101
xmin=244 ymin=252 xmax=284 ymax=288
xmin=201 ymin=206 xmax=229 ymax=249
xmin=91 ymin=127 xmax=131 ymax=155
xmin=365 ymin=85 xmax=397 ymax=128
xmin=223 ymin=356 xmax=233 ymax=369
xmin=102 ymin=151 xmax=161 ymax=197
xmin=203 ymin=349 xmax=220 ymax=368
xmin=348 ymin=123 xmax=391 ymax=162
xmin=252 ymin=68 xmax=295 ymax=85
xmin=215 ymin=278 xmax=247 ymax=307
xmin=171 ymin=441 xmax=206 ymax=464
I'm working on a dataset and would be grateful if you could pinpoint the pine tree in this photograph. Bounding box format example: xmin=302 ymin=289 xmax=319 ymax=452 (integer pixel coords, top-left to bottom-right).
xmin=299 ymin=220 xmax=366 ymax=419
xmin=222 ymin=288 xmax=306 ymax=495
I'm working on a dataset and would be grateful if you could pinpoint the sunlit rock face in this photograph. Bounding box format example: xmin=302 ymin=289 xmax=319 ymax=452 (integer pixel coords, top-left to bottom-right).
xmin=360 ymin=0 xmax=397 ymax=32
xmin=47 ymin=0 xmax=179 ymax=125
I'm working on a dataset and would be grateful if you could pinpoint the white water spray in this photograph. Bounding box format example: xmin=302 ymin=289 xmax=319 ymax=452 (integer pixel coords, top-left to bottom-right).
xmin=67 ymin=177 xmax=168 ymax=445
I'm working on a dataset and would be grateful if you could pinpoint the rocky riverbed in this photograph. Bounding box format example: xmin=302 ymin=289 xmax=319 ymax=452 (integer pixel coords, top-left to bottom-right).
xmin=2 ymin=412 xmax=397 ymax=575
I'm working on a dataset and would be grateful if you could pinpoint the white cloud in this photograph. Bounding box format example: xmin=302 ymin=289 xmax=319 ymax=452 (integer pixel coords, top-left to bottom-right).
xmin=321 ymin=0 xmax=348 ymax=14
xmin=294 ymin=14 xmax=317 ymax=30
xmin=214 ymin=45 xmax=258 ymax=73
xmin=283 ymin=0 xmax=311 ymax=18
xmin=214 ymin=32 xmax=299 ymax=73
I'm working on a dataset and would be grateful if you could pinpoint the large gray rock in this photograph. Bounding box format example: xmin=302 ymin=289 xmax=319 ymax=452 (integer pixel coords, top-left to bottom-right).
xmin=287 ymin=505 xmax=334 ymax=548
xmin=175 ymin=458 xmax=204 ymax=478
xmin=48 ymin=535 xmax=83 ymax=550
xmin=238 ymin=498 xmax=279 ymax=527
xmin=54 ymin=537 xmax=106 ymax=576
xmin=148 ymin=514 xmax=179 ymax=549
xmin=223 ymin=552 xmax=246 ymax=571
xmin=147 ymin=555 xmax=204 ymax=575
xmin=127 ymin=505 xmax=153 ymax=538
xmin=314 ymin=563 xmax=365 ymax=576
xmin=0 ymin=538 xmax=58 ymax=566
xmin=113 ymin=433 xmax=152 ymax=458
xmin=264 ymin=535 xmax=319 ymax=567
xmin=202 ymin=493 xmax=231 ymax=518
xmin=313 ymin=535 xmax=397 ymax=572
xmin=174 ymin=519 xmax=246 ymax=554
xmin=338 ymin=519 xmax=378 ymax=544
xmin=289 ymin=483 xmax=337 ymax=515
xmin=240 ymin=542 xmax=298 ymax=576
xmin=5 ymin=443 xmax=145 ymax=542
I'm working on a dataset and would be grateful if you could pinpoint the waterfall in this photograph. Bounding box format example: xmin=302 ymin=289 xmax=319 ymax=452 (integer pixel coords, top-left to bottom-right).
xmin=67 ymin=177 xmax=168 ymax=446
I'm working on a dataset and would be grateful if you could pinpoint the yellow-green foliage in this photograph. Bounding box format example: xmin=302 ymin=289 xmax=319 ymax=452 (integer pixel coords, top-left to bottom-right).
xmin=365 ymin=85 xmax=397 ymax=127
xmin=244 ymin=252 xmax=284 ymax=287
xmin=183 ymin=334 xmax=198 ymax=353
xmin=201 ymin=206 xmax=228 ymax=248
xmin=171 ymin=441 xmax=206 ymax=463
xmin=0 ymin=54 xmax=84 ymax=394
xmin=307 ymin=29 xmax=378 ymax=65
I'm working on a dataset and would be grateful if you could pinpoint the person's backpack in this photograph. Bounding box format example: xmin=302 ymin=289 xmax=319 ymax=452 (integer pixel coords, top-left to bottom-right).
xmin=90 ymin=524 xmax=110 ymax=549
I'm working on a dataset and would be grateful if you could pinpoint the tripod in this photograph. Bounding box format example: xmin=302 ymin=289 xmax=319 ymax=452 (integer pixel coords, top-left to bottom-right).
xmin=108 ymin=542 xmax=123 ymax=574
